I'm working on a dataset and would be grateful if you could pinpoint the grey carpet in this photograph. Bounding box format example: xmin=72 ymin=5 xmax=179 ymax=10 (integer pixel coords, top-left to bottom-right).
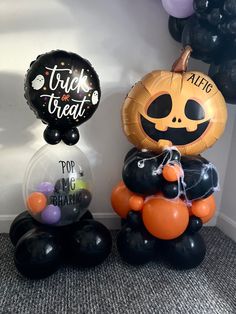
xmin=0 ymin=228 xmax=235 ymax=314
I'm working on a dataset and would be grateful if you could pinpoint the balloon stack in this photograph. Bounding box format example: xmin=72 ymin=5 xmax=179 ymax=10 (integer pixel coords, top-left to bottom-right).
xmin=111 ymin=47 xmax=227 ymax=268
xmin=10 ymin=51 xmax=112 ymax=279
xmin=164 ymin=0 xmax=236 ymax=104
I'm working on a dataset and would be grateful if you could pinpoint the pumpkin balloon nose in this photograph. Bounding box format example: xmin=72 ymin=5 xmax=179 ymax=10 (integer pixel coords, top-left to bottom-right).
xmin=172 ymin=117 xmax=182 ymax=123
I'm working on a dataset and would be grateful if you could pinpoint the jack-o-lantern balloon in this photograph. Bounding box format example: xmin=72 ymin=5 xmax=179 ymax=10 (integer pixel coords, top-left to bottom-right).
xmin=122 ymin=47 xmax=227 ymax=155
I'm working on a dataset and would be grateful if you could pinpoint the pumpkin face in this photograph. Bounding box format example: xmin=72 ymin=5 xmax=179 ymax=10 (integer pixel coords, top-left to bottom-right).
xmin=122 ymin=49 xmax=227 ymax=155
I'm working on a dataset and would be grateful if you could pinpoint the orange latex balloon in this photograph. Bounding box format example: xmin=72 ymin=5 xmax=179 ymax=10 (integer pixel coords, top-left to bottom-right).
xmin=142 ymin=196 xmax=189 ymax=240
xmin=162 ymin=163 xmax=183 ymax=182
xmin=192 ymin=195 xmax=216 ymax=223
xmin=27 ymin=192 xmax=47 ymax=214
xmin=111 ymin=181 xmax=134 ymax=219
xmin=191 ymin=200 xmax=210 ymax=218
xmin=129 ymin=195 xmax=144 ymax=211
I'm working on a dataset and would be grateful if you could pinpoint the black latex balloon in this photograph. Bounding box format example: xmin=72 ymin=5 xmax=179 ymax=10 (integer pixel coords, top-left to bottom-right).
xmin=162 ymin=232 xmax=206 ymax=269
xmin=51 ymin=189 xmax=91 ymax=208
xmin=62 ymin=127 xmax=80 ymax=145
xmin=76 ymin=189 xmax=92 ymax=208
xmin=193 ymin=0 xmax=223 ymax=24
xmin=124 ymin=147 xmax=139 ymax=163
xmin=25 ymin=50 xmax=101 ymax=145
xmin=126 ymin=210 xmax=143 ymax=227
xmin=43 ymin=126 xmax=61 ymax=145
xmin=48 ymin=190 xmax=91 ymax=225
xmin=9 ymin=211 xmax=39 ymax=246
xmin=67 ymin=220 xmax=112 ymax=267
xmin=182 ymin=16 xmax=222 ymax=63
xmin=193 ymin=0 xmax=222 ymax=15
xmin=166 ymin=148 xmax=181 ymax=163
xmin=117 ymin=225 xmax=157 ymax=265
xmin=163 ymin=182 xmax=179 ymax=199
xmin=186 ymin=216 xmax=203 ymax=234
xmin=181 ymin=155 xmax=218 ymax=200
xmin=209 ymin=58 xmax=236 ymax=104
xmin=60 ymin=204 xmax=87 ymax=226
xmin=54 ymin=178 xmax=70 ymax=193
xmin=124 ymin=148 xmax=158 ymax=164
xmin=223 ymin=0 xmax=236 ymax=17
xmin=80 ymin=210 xmax=93 ymax=221
xmin=122 ymin=153 xmax=163 ymax=195
xmin=168 ymin=16 xmax=190 ymax=42
xmin=14 ymin=229 xmax=62 ymax=279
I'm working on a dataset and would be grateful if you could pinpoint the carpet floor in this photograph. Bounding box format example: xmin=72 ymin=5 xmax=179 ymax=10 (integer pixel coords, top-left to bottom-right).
xmin=0 ymin=228 xmax=235 ymax=314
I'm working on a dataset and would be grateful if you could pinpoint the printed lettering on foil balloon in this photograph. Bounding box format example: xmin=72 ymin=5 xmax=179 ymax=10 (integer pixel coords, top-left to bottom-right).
xmin=25 ymin=50 xmax=101 ymax=145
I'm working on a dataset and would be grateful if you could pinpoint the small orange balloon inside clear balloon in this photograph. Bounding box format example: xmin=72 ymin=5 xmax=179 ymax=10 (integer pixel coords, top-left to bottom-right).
xmin=27 ymin=192 xmax=47 ymax=214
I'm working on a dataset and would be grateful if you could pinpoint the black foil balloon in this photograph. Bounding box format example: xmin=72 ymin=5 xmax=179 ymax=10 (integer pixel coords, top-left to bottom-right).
xmin=25 ymin=50 xmax=101 ymax=145
xmin=168 ymin=16 xmax=190 ymax=42
xmin=162 ymin=232 xmax=206 ymax=269
xmin=117 ymin=225 xmax=157 ymax=265
xmin=67 ymin=220 xmax=112 ymax=267
xmin=181 ymin=155 xmax=218 ymax=200
xmin=182 ymin=17 xmax=222 ymax=63
xmin=123 ymin=153 xmax=163 ymax=195
xmin=14 ymin=229 xmax=62 ymax=279
xmin=209 ymin=58 xmax=236 ymax=104
xmin=186 ymin=216 xmax=203 ymax=234
xmin=9 ymin=211 xmax=39 ymax=246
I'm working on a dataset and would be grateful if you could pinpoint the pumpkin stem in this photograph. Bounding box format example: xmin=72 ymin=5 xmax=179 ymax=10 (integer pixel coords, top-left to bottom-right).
xmin=171 ymin=46 xmax=192 ymax=73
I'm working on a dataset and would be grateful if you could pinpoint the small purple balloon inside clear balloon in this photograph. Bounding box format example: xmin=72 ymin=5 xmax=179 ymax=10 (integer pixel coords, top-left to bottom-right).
xmin=37 ymin=182 xmax=54 ymax=196
xmin=161 ymin=0 xmax=194 ymax=18
xmin=41 ymin=205 xmax=61 ymax=224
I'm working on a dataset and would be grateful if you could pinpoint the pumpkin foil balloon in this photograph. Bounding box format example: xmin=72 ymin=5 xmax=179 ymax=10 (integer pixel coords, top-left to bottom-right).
xmin=122 ymin=47 xmax=227 ymax=155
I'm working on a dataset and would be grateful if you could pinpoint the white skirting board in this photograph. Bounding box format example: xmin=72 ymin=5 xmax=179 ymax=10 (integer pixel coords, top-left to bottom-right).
xmin=217 ymin=213 xmax=236 ymax=242
xmin=0 ymin=213 xmax=217 ymax=233
xmin=0 ymin=213 xmax=121 ymax=233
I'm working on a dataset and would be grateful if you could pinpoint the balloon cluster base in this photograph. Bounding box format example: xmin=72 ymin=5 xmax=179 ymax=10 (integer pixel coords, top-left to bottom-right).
xmin=117 ymin=212 xmax=206 ymax=269
xmin=10 ymin=211 xmax=112 ymax=279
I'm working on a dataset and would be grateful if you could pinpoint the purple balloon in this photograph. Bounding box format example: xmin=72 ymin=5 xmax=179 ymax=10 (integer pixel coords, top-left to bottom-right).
xmin=162 ymin=0 xmax=194 ymax=18
xmin=41 ymin=205 xmax=61 ymax=224
xmin=37 ymin=182 xmax=54 ymax=195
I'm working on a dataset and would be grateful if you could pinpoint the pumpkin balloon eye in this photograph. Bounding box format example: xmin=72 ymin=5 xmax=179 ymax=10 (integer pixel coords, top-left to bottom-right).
xmin=185 ymin=99 xmax=205 ymax=120
xmin=147 ymin=94 xmax=172 ymax=118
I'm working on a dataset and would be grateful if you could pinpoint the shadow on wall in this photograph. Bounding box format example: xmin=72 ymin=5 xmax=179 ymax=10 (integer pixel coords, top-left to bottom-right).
xmin=57 ymin=0 xmax=178 ymax=77
xmin=0 ymin=72 xmax=35 ymax=148
xmin=0 ymin=0 xmax=74 ymax=34
xmin=79 ymin=85 xmax=132 ymax=211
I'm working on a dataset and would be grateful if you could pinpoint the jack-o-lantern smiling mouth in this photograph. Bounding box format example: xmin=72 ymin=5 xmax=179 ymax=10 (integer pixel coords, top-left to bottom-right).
xmin=140 ymin=114 xmax=210 ymax=146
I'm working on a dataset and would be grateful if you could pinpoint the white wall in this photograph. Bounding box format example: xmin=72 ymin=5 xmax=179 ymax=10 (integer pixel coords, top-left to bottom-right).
xmin=0 ymin=0 xmax=235 ymax=231
xmin=217 ymin=112 xmax=236 ymax=241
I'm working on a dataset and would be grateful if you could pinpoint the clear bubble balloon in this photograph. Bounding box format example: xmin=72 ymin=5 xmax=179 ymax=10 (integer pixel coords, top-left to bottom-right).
xmin=162 ymin=0 xmax=194 ymax=18
xmin=23 ymin=143 xmax=93 ymax=226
